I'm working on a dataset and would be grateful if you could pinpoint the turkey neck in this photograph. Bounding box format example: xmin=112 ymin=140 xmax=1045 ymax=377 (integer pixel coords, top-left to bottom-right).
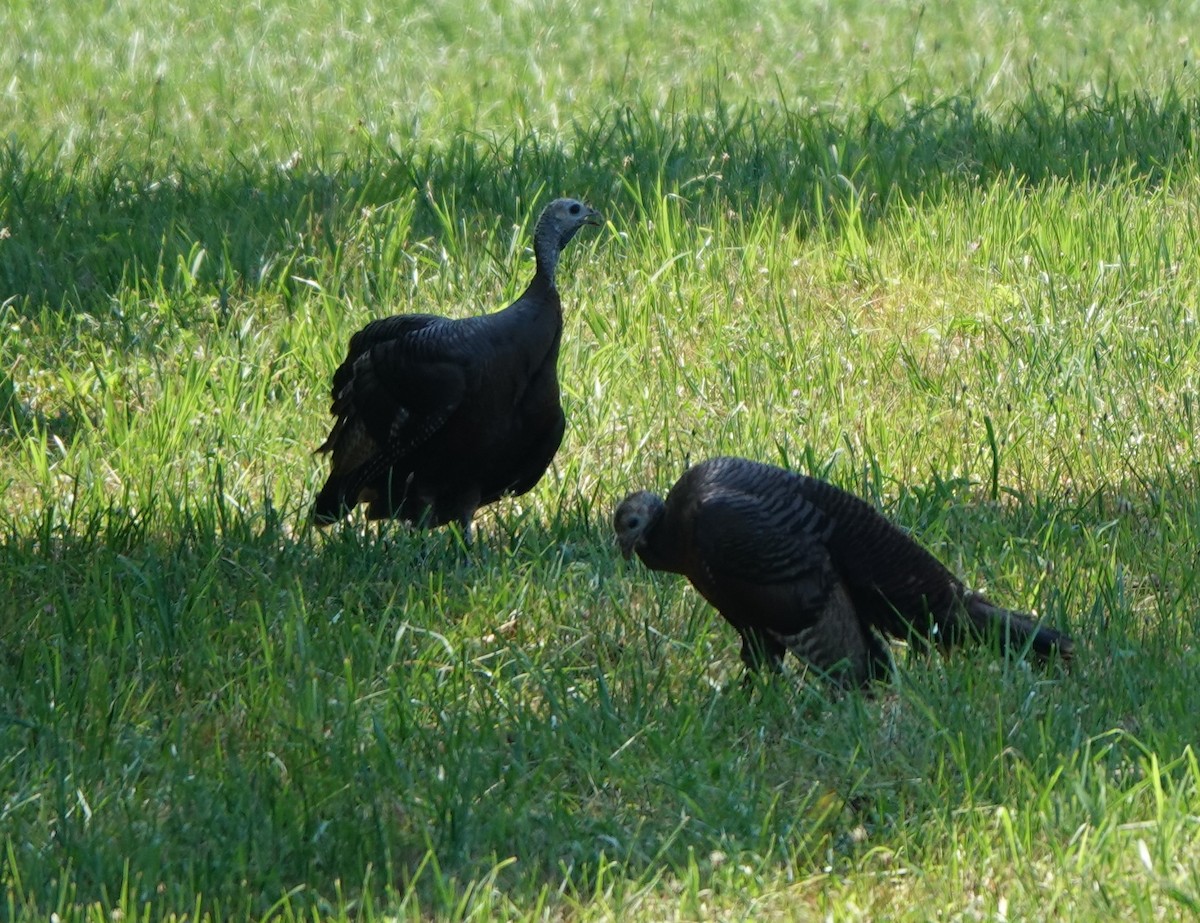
xmin=532 ymin=219 xmax=566 ymax=290
xmin=499 ymin=222 xmax=565 ymax=325
xmin=635 ymin=506 xmax=686 ymax=574
xmin=515 ymin=268 xmax=560 ymax=310
xmin=495 ymin=221 xmax=565 ymax=360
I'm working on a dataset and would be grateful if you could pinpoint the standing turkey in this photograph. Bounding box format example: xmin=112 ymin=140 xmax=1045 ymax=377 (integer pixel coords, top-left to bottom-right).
xmin=613 ymin=456 xmax=1075 ymax=687
xmin=312 ymin=197 xmax=601 ymax=536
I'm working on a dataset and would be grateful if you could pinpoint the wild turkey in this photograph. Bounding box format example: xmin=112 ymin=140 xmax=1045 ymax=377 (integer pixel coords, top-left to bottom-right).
xmin=613 ymin=456 xmax=1075 ymax=687
xmin=312 ymin=197 xmax=601 ymax=535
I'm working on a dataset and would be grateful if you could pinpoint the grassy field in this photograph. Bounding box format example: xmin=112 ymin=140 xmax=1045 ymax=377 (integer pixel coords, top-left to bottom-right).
xmin=4 ymin=0 xmax=1200 ymax=919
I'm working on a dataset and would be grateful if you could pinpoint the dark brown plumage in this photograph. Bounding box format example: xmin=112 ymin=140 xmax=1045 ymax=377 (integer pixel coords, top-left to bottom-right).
xmin=614 ymin=456 xmax=1075 ymax=688
xmin=312 ymin=197 xmax=601 ymax=535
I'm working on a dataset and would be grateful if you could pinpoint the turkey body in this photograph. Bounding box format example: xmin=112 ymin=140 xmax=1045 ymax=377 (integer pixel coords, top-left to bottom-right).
xmin=614 ymin=456 xmax=1075 ymax=687
xmin=312 ymin=198 xmax=601 ymax=533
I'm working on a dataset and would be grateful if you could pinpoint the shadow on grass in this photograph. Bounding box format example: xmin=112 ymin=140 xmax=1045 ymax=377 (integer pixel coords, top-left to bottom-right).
xmin=3 ymin=464 xmax=1199 ymax=916
xmin=2 ymin=81 xmax=1196 ymax=314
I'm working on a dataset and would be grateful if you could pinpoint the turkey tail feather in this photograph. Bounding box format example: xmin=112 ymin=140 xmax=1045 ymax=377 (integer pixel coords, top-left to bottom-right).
xmin=963 ymin=593 xmax=1074 ymax=663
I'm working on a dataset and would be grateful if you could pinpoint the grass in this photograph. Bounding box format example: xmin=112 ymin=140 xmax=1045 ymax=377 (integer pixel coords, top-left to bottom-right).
xmin=3 ymin=0 xmax=1200 ymax=919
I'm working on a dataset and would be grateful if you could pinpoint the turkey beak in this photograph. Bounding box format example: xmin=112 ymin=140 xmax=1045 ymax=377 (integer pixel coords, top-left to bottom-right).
xmin=616 ymin=534 xmax=635 ymax=561
xmin=584 ymin=207 xmax=602 ymax=227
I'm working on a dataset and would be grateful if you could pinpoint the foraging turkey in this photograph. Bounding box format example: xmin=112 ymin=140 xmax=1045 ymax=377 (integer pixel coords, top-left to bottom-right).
xmin=312 ymin=197 xmax=601 ymax=535
xmin=614 ymin=456 xmax=1075 ymax=687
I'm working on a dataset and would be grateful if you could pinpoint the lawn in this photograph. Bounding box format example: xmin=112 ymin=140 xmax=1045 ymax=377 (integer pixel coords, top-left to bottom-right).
xmin=3 ymin=0 xmax=1200 ymax=919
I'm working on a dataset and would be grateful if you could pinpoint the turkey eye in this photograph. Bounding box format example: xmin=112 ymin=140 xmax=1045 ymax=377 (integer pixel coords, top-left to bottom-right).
xmin=626 ymin=515 xmax=640 ymax=529
xmin=569 ymin=203 xmax=581 ymax=215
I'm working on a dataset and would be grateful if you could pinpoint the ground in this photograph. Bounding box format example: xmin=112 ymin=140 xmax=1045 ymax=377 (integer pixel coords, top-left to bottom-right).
xmin=2 ymin=1 xmax=1200 ymax=919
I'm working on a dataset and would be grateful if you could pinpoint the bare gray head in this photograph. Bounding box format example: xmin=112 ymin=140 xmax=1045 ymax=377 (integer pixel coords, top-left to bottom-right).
xmin=533 ymin=197 xmax=602 ymax=283
xmin=613 ymin=490 xmax=665 ymax=560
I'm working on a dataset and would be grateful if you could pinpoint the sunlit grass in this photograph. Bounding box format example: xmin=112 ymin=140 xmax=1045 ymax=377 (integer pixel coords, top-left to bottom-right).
xmin=4 ymin=0 xmax=1200 ymax=920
